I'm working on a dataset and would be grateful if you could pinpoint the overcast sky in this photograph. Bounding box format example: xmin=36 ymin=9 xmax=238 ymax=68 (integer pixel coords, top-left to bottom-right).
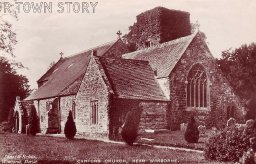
xmin=9 ymin=0 xmax=256 ymax=89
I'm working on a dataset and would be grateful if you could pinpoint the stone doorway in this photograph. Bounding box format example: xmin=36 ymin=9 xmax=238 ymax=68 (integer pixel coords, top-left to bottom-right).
xmin=46 ymin=98 xmax=61 ymax=134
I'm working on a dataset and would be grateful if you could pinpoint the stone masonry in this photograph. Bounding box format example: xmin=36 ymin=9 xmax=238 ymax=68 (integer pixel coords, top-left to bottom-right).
xmin=75 ymin=56 xmax=110 ymax=139
xmin=126 ymin=7 xmax=191 ymax=50
xmin=167 ymin=33 xmax=243 ymax=129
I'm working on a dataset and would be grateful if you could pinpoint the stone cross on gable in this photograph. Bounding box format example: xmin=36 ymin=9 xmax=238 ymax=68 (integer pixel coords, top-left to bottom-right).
xmin=60 ymin=52 xmax=64 ymax=59
xmin=116 ymin=30 xmax=122 ymax=39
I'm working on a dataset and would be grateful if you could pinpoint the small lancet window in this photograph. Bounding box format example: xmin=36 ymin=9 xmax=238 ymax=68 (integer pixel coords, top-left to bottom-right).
xmin=90 ymin=100 xmax=98 ymax=125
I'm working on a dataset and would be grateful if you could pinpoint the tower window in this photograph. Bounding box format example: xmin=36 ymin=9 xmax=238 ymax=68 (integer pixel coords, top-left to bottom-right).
xmin=187 ymin=64 xmax=208 ymax=108
xmin=145 ymin=41 xmax=151 ymax=48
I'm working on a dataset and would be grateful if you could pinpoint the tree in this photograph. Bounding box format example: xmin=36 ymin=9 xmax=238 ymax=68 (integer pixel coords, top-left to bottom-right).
xmin=0 ymin=57 xmax=31 ymax=122
xmin=121 ymin=111 xmax=139 ymax=145
xmin=64 ymin=111 xmax=76 ymax=139
xmin=28 ymin=106 xmax=39 ymax=135
xmin=0 ymin=1 xmax=29 ymax=123
xmin=0 ymin=0 xmax=17 ymax=57
xmin=217 ymin=43 xmax=256 ymax=119
xmin=184 ymin=116 xmax=199 ymax=143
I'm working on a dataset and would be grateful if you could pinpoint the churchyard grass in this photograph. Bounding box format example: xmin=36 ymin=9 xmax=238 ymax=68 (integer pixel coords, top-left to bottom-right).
xmin=138 ymin=129 xmax=214 ymax=150
xmin=0 ymin=133 xmax=205 ymax=163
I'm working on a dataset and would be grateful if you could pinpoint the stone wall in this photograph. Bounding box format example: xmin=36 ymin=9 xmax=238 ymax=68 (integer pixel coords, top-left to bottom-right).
xmin=168 ymin=33 xmax=243 ymax=129
xmin=37 ymin=96 xmax=74 ymax=134
xmin=157 ymin=77 xmax=170 ymax=99
xmin=109 ymin=99 xmax=168 ymax=140
xmin=38 ymin=98 xmax=55 ymax=133
xmin=126 ymin=7 xmax=191 ymax=50
xmin=59 ymin=95 xmax=75 ymax=133
xmin=75 ymin=57 xmax=110 ymax=139
xmin=139 ymin=101 xmax=168 ymax=131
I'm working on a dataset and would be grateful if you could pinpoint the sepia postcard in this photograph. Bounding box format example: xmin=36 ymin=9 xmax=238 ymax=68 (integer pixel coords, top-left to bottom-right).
xmin=1 ymin=0 xmax=256 ymax=163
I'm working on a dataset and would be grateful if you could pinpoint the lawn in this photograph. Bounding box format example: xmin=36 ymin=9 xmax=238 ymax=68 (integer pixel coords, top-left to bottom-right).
xmin=0 ymin=133 xmax=206 ymax=163
xmin=137 ymin=130 xmax=214 ymax=150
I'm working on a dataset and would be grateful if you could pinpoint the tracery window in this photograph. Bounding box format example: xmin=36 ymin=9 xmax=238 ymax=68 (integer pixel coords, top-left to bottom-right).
xmin=187 ymin=64 xmax=208 ymax=108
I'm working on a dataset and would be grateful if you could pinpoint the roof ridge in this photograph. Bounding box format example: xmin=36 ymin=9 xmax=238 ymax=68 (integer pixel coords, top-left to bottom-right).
xmin=99 ymin=56 xmax=168 ymax=101
xmin=160 ymin=31 xmax=198 ymax=78
xmin=64 ymin=39 xmax=118 ymax=59
xmin=122 ymin=32 xmax=197 ymax=58
xmin=101 ymin=56 xmax=149 ymax=64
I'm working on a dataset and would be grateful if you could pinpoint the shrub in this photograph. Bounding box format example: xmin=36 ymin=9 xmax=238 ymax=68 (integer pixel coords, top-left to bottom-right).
xmin=226 ymin=117 xmax=236 ymax=127
xmin=240 ymin=137 xmax=256 ymax=164
xmin=4 ymin=108 xmax=15 ymax=132
xmin=198 ymin=125 xmax=206 ymax=135
xmin=29 ymin=106 xmax=39 ymax=136
xmin=240 ymin=148 xmax=255 ymax=164
xmin=121 ymin=111 xmax=139 ymax=145
xmin=204 ymin=120 xmax=256 ymax=162
xmin=184 ymin=116 xmax=199 ymax=143
xmin=64 ymin=111 xmax=77 ymax=139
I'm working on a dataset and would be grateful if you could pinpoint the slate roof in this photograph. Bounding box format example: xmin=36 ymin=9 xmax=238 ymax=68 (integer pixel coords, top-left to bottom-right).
xmin=26 ymin=41 xmax=117 ymax=100
xmin=99 ymin=57 xmax=167 ymax=101
xmin=122 ymin=32 xmax=197 ymax=78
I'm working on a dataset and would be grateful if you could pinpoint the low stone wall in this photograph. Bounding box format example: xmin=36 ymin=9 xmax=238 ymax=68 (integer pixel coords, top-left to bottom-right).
xmin=139 ymin=101 xmax=168 ymax=132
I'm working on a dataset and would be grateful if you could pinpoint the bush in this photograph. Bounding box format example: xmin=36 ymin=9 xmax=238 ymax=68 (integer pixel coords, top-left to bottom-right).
xmin=204 ymin=120 xmax=256 ymax=162
xmin=29 ymin=106 xmax=39 ymax=135
xmin=240 ymin=148 xmax=255 ymax=164
xmin=226 ymin=117 xmax=236 ymax=127
xmin=121 ymin=111 xmax=139 ymax=145
xmin=64 ymin=111 xmax=76 ymax=139
xmin=4 ymin=108 xmax=15 ymax=132
xmin=184 ymin=116 xmax=199 ymax=143
xmin=240 ymin=137 xmax=256 ymax=164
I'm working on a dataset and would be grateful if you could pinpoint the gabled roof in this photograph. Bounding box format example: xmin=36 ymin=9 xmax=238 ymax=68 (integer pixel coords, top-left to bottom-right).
xmin=26 ymin=41 xmax=118 ymax=100
xmin=123 ymin=32 xmax=197 ymax=78
xmin=98 ymin=57 xmax=168 ymax=101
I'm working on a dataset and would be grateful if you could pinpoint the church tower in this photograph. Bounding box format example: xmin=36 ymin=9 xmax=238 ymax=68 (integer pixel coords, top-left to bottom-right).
xmin=126 ymin=7 xmax=191 ymax=50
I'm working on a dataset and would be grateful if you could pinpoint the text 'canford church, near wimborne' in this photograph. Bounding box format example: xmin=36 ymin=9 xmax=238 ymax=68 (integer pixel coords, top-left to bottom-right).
xmin=13 ymin=7 xmax=244 ymax=140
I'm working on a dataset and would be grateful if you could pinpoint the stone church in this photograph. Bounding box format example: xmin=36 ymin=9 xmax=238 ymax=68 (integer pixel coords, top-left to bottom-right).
xmin=13 ymin=7 xmax=244 ymax=140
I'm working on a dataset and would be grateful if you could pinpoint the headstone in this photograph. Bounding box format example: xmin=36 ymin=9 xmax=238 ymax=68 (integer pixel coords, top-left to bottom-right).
xmin=180 ymin=123 xmax=188 ymax=131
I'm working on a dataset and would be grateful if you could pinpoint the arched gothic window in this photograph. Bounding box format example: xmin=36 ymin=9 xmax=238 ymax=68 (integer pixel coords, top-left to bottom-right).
xmin=187 ymin=64 xmax=208 ymax=108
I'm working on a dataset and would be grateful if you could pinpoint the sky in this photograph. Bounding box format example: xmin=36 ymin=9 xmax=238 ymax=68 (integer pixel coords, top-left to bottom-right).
xmin=6 ymin=0 xmax=256 ymax=89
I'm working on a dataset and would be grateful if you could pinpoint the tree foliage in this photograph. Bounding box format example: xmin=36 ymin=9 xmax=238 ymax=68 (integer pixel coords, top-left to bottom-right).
xmin=0 ymin=57 xmax=31 ymax=122
xmin=29 ymin=106 xmax=39 ymax=135
xmin=121 ymin=111 xmax=140 ymax=145
xmin=184 ymin=116 xmax=199 ymax=143
xmin=0 ymin=0 xmax=17 ymax=57
xmin=217 ymin=43 xmax=256 ymax=119
xmin=204 ymin=120 xmax=256 ymax=162
xmin=0 ymin=2 xmax=30 ymax=122
xmin=64 ymin=111 xmax=77 ymax=139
